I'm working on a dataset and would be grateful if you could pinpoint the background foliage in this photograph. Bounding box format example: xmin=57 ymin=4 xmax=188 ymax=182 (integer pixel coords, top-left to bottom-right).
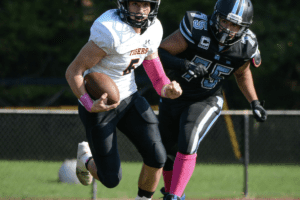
xmin=0 ymin=0 xmax=299 ymax=109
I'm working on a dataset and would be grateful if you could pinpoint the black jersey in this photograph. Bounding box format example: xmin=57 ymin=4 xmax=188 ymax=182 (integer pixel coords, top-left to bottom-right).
xmin=168 ymin=11 xmax=260 ymax=101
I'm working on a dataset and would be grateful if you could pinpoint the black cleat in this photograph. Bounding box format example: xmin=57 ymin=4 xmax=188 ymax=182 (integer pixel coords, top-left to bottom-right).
xmin=165 ymin=194 xmax=181 ymax=200
xmin=160 ymin=187 xmax=168 ymax=199
xmin=160 ymin=187 xmax=186 ymax=200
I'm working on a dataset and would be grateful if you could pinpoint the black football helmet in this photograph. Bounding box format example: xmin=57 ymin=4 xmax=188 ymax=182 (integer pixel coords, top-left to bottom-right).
xmin=117 ymin=0 xmax=161 ymax=29
xmin=210 ymin=0 xmax=254 ymax=45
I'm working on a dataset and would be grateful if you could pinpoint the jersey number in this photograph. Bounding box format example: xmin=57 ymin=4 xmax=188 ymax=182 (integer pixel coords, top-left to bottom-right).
xmin=202 ymin=64 xmax=233 ymax=89
xmin=123 ymin=58 xmax=140 ymax=75
xmin=190 ymin=56 xmax=233 ymax=89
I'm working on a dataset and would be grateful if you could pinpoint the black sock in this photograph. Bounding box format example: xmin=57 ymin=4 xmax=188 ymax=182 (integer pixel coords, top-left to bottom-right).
xmin=85 ymin=156 xmax=93 ymax=170
xmin=138 ymin=188 xmax=155 ymax=199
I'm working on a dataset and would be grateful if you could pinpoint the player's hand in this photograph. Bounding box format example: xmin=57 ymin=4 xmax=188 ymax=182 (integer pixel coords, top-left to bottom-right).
xmin=90 ymin=93 xmax=120 ymax=113
xmin=161 ymin=81 xmax=182 ymax=99
xmin=183 ymin=60 xmax=208 ymax=78
xmin=250 ymin=100 xmax=267 ymax=122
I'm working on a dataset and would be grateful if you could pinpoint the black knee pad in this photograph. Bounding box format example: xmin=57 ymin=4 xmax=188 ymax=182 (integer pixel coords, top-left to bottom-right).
xmin=100 ymin=170 xmax=122 ymax=188
xmin=144 ymin=142 xmax=167 ymax=168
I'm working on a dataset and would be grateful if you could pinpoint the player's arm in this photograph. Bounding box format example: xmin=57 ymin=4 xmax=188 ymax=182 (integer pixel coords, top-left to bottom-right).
xmin=158 ymin=30 xmax=208 ymax=77
xmin=234 ymin=61 xmax=267 ymax=122
xmin=158 ymin=29 xmax=188 ymax=71
xmin=66 ymin=41 xmax=106 ymax=99
xmin=234 ymin=61 xmax=258 ymax=103
xmin=160 ymin=29 xmax=188 ymax=55
xmin=65 ymin=40 xmax=119 ymax=112
xmin=143 ymin=51 xmax=182 ymax=99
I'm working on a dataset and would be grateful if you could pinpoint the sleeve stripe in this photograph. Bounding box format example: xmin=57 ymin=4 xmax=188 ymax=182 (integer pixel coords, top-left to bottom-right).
xmin=251 ymin=45 xmax=259 ymax=58
xmin=180 ymin=21 xmax=195 ymax=44
xmin=182 ymin=16 xmax=193 ymax=37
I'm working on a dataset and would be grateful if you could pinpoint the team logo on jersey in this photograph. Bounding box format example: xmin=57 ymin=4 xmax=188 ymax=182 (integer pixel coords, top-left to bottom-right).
xmin=144 ymin=40 xmax=151 ymax=45
xmin=193 ymin=20 xmax=207 ymax=30
xmin=198 ymin=36 xmax=211 ymax=50
xmin=214 ymin=54 xmax=220 ymax=60
xmin=130 ymin=48 xmax=149 ymax=56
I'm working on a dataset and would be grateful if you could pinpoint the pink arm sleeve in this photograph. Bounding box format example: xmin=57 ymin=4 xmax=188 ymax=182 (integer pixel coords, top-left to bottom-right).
xmin=143 ymin=57 xmax=171 ymax=96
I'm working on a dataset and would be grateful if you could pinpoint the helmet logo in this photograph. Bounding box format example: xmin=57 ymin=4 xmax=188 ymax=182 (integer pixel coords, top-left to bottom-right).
xmin=227 ymin=13 xmax=242 ymax=24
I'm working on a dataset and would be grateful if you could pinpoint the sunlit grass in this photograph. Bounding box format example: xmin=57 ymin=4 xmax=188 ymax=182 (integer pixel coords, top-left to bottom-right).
xmin=0 ymin=161 xmax=299 ymax=199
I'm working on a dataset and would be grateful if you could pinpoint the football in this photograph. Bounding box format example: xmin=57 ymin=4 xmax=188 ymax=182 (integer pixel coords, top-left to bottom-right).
xmin=84 ymin=72 xmax=120 ymax=105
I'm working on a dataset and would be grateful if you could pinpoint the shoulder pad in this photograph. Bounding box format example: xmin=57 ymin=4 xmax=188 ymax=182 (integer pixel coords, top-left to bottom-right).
xmin=98 ymin=9 xmax=118 ymax=23
xmin=190 ymin=11 xmax=208 ymax=21
xmin=241 ymin=34 xmax=257 ymax=47
xmin=89 ymin=19 xmax=114 ymax=53
xmin=245 ymin=29 xmax=257 ymax=39
xmin=89 ymin=9 xmax=125 ymax=54
xmin=240 ymin=29 xmax=259 ymax=62
xmin=179 ymin=11 xmax=208 ymax=45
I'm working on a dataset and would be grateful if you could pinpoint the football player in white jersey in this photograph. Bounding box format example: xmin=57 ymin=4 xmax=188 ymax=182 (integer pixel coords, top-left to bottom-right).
xmin=65 ymin=1 xmax=182 ymax=200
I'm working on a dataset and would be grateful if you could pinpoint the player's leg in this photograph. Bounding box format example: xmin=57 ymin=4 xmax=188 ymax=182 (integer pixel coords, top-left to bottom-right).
xmin=158 ymin=98 xmax=186 ymax=200
xmin=117 ymin=93 xmax=167 ymax=200
xmin=77 ymin=103 xmax=123 ymax=188
xmin=76 ymin=141 xmax=93 ymax=185
xmin=169 ymin=95 xmax=224 ymax=199
xmin=138 ymin=163 xmax=163 ymax=194
xmin=76 ymin=142 xmax=113 ymax=185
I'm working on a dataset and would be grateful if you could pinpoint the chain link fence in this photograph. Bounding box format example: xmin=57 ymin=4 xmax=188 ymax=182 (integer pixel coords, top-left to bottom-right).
xmin=1 ymin=109 xmax=299 ymax=164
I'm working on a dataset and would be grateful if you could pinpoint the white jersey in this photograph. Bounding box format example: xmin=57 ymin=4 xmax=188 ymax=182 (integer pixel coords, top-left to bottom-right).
xmin=84 ymin=9 xmax=163 ymax=101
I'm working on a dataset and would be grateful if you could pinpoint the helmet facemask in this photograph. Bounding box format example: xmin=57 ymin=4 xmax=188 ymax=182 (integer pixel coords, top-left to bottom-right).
xmin=214 ymin=13 xmax=246 ymax=45
xmin=118 ymin=0 xmax=160 ymax=29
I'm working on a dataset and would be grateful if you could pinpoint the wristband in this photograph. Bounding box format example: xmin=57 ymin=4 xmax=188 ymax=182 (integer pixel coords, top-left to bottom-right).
xmin=79 ymin=93 xmax=93 ymax=112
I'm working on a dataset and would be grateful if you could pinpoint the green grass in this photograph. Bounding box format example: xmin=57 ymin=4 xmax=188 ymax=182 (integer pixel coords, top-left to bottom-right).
xmin=0 ymin=161 xmax=299 ymax=199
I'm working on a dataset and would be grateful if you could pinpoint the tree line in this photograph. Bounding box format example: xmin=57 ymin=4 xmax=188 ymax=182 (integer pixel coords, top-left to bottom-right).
xmin=0 ymin=0 xmax=299 ymax=109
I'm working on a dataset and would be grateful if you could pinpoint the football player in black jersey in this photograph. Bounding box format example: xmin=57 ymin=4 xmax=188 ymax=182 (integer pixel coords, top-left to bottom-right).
xmin=157 ymin=0 xmax=267 ymax=199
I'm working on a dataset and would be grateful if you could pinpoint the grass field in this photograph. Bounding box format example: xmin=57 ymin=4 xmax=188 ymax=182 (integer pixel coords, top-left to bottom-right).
xmin=0 ymin=160 xmax=299 ymax=199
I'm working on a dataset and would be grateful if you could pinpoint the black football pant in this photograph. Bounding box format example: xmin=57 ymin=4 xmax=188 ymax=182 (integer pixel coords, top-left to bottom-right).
xmin=158 ymin=94 xmax=223 ymax=171
xmin=78 ymin=92 xmax=166 ymax=188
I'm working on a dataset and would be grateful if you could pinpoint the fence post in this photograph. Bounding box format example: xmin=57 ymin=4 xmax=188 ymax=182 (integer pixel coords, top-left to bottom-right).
xmin=243 ymin=113 xmax=250 ymax=197
xmin=92 ymin=178 xmax=97 ymax=200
